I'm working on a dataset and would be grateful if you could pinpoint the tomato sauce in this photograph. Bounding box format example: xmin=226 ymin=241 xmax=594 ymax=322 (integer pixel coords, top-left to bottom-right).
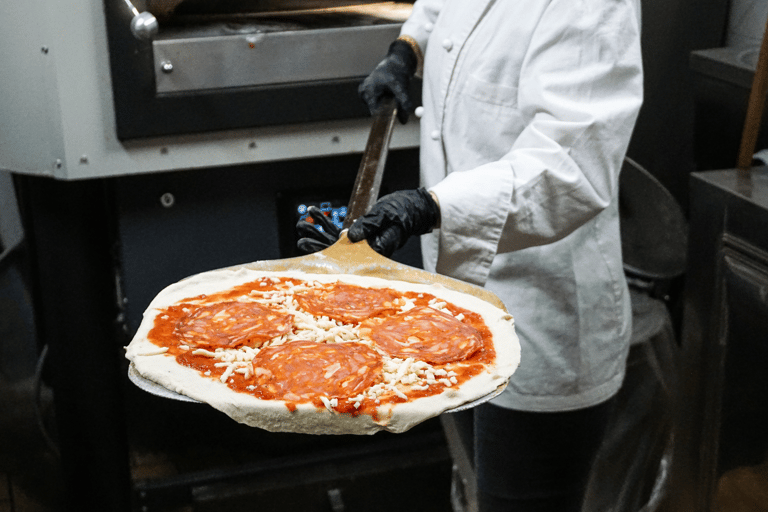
xmin=145 ymin=277 xmax=498 ymax=414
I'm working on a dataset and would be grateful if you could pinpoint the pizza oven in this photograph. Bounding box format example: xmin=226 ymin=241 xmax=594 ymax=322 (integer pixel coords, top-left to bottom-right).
xmin=105 ymin=0 xmax=416 ymax=139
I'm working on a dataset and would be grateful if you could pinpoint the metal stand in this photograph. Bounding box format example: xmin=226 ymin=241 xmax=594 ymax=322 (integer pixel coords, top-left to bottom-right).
xmin=14 ymin=175 xmax=132 ymax=511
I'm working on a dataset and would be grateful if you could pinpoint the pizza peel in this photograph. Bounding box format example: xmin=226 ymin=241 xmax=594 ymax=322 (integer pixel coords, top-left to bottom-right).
xmin=129 ymin=97 xmax=511 ymax=411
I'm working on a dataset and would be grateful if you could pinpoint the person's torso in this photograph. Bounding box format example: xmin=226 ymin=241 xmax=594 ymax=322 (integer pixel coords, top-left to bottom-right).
xmin=415 ymin=0 xmax=636 ymax=408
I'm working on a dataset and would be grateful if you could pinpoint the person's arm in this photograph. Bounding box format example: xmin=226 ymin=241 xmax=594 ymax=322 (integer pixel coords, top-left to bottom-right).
xmin=399 ymin=0 xmax=445 ymax=57
xmin=358 ymin=0 xmax=444 ymax=123
xmin=429 ymin=0 xmax=643 ymax=282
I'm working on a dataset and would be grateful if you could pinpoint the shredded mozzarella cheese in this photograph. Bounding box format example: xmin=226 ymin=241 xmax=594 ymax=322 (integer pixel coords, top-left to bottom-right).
xmin=137 ymin=347 xmax=170 ymax=356
xmin=176 ymin=278 xmax=467 ymax=407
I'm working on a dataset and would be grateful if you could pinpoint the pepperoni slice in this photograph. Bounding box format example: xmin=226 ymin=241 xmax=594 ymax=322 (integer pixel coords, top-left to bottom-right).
xmin=251 ymin=340 xmax=383 ymax=400
xmin=174 ymin=301 xmax=293 ymax=349
xmin=363 ymin=306 xmax=483 ymax=364
xmin=295 ymin=283 xmax=400 ymax=324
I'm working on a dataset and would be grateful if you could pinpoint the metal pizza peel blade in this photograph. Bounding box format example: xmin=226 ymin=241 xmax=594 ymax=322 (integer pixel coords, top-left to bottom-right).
xmin=128 ymin=97 xmax=513 ymax=412
xmin=128 ymin=363 xmax=198 ymax=403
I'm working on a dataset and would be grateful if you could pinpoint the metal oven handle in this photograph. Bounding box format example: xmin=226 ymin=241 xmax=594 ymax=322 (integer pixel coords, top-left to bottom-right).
xmin=122 ymin=0 xmax=159 ymax=41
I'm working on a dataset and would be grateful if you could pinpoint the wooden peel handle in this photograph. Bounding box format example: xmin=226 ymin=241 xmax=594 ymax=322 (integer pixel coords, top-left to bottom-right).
xmin=343 ymin=97 xmax=398 ymax=228
xmin=738 ymin=17 xmax=768 ymax=170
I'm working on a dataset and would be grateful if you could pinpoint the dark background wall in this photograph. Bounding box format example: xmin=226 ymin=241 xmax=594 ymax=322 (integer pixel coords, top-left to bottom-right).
xmin=627 ymin=0 xmax=730 ymax=213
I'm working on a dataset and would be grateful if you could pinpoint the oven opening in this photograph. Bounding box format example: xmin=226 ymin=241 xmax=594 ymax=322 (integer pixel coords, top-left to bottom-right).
xmin=104 ymin=1 xmax=417 ymax=138
xmin=150 ymin=2 xmax=413 ymax=94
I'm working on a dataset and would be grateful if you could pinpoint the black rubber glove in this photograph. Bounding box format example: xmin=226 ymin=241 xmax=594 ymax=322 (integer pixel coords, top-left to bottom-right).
xmin=296 ymin=206 xmax=341 ymax=254
xmin=359 ymin=39 xmax=417 ymax=124
xmin=347 ymin=188 xmax=440 ymax=258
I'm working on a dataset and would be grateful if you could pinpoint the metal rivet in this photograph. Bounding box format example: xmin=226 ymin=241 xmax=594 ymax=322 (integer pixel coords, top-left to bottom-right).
xmin=161 ymin=60 xmax=173 ymax=73
xmin=41 ymin=46 xmax=49 ymax=54
xmin=160 ymin=192 xmax=175 ymax=208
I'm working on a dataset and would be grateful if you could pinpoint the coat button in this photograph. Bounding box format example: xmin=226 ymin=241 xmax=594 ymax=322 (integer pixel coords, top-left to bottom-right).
xmin=442 ymin=38 xmax=454 ymax=51
xmin=430 ymin=130 xmax=440 ymax=140
xmin=415 ymin=106 xmax=425 ymax=118
xmin=424 ymin=23 xmax=434 ymax=32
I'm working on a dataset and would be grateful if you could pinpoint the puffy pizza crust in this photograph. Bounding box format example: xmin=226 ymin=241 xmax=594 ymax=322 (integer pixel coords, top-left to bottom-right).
xmin=125 ymin=269 xmax=520 ymax=435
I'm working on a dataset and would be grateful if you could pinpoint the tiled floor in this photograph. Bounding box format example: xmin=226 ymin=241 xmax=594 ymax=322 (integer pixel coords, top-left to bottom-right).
xmin=0 ymin=470 xmax=56 ymax=512
xmin=0 ymin=473 xmax=9 ymax=512
xmin=0 ymin=378 xmax=62 ymax=512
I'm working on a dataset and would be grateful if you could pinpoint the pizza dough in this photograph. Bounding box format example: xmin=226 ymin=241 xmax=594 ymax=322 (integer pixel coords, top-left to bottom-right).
xmin=125 ymin=269 xmax=520 ymax=435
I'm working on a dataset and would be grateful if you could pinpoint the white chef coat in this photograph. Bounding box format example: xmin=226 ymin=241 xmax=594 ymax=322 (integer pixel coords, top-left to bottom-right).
xmin=400 ymin=0 xmax=644 ymax=411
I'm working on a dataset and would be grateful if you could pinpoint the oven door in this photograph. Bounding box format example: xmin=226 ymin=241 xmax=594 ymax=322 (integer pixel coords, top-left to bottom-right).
xmin=103 ymin=1 xmax=415 ymax=140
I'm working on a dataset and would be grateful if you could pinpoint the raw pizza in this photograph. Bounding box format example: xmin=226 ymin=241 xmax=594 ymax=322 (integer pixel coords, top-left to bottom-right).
xmin=125 ymin=269 xmax=520 ymax=435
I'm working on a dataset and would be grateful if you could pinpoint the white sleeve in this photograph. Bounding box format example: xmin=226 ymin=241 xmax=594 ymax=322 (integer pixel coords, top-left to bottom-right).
xmin=430 ymin=0 xmax=643 ymax=268
xmin=399 ymin=0 xmax=445 ymax=51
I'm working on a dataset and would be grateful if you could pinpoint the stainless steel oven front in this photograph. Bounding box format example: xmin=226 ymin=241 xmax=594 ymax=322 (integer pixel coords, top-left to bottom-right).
xmin=104 ymin=0 xmax=415 ymax=139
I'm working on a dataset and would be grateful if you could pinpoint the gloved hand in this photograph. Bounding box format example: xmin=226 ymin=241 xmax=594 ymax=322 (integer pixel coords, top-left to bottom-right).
xmin=296 ymin=206 xmax=341 ymax=254
xmin=348 ymin=188 xmax=440 ymax=257
xmin=359 ymin=39 xmax=417 ymax=124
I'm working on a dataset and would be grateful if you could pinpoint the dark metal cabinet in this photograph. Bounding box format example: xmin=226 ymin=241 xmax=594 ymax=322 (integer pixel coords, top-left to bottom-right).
xmin=666 ymin=168 xmax=768 ymax=511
